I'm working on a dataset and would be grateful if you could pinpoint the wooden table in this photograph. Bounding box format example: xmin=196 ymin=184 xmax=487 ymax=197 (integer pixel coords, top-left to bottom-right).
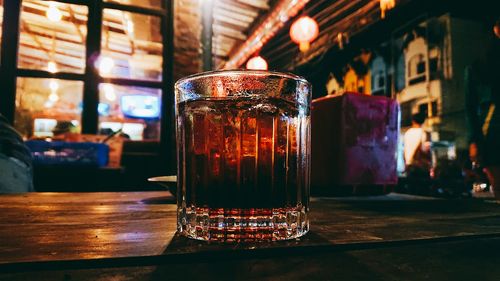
xmin=1 ymin=192 xmax=499 ymax=280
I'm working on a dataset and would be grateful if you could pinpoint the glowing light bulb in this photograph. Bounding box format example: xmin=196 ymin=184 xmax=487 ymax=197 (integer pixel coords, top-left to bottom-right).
xmin=246 ymin=56 xmax=268 ymax=70
xmin=44 ymin=101 xmax=54 ymax=108
xmin=47 ymin=3 xmax=63 ymax=22
xmin=103 ymin=84 xmax=116 ymax=101
xmin=127 ymin=21 xmax=134 ymax=34
xmin=47 ymin=61 xmax=58 ymax=73
xmin=49 ymin=80 xmax=59 ymax=91
xmin=98 ymin=57 xmax=115 ymax=75
xmin=290 ymin=16 xmax=319 ymax=52
xmin=49 ymin=93 xmax=59 ymax=102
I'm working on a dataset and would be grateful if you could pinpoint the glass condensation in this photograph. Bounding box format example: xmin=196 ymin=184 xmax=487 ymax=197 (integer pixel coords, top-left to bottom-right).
xmin=175 ymin=71 xmax=311 ymax=242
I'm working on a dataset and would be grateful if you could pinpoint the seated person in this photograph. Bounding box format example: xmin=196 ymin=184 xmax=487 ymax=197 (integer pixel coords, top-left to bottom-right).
xmin=403 ymin=112 xmax=431 ymax=170
xmin=0 ymin=114 xmax=34 ymax=193
xmin=52 ymin=120 xmax=79 ymax=141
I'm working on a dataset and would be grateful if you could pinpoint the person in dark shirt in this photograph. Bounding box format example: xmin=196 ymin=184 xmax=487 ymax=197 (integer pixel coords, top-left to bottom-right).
xmin=465 ymin=18 xmax=500 ymax=198
xmin=0 ymin=113 xmax=33 ymax=193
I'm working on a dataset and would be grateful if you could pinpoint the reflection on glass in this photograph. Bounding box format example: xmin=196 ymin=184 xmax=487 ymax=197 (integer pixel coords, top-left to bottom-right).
xmin=15 ymin=78 xmax=83 ymax=138
xmin=104 ymin=0 xmax=164 ymax=9
xmin=98 ymin=84 xmax=161 ymax=140
xmin=18 ymin=1 xmax=88 ymax=73
xmin=101 ymin=9 xmax=162 ymax=81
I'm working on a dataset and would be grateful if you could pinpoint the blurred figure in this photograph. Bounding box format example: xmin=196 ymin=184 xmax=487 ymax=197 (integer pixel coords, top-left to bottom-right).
xmin=402 ymin=112 xmax=432 ymax=194
xmin=465 ymin=18 xmax=500 ymax=199
xmin=0 ymin=113 xmax=34 ymax=193
xmin=404 ymin=112 xmax=431 ymax=168
xmin=52 ymin=120 xmax=79 ymax=141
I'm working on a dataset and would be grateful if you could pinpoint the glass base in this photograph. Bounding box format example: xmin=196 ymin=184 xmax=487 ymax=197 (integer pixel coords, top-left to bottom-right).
xmin=177 ymin=205 xmax=309 ymax=242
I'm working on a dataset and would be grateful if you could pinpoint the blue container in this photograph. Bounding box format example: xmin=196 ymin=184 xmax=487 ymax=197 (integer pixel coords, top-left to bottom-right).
xmin=26 ymin=141 xmax=109 ymax=167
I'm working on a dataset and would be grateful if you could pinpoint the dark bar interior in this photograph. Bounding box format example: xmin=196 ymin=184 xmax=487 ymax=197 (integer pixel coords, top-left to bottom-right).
xmin=0 ymin=0 xmax=499 ymax=280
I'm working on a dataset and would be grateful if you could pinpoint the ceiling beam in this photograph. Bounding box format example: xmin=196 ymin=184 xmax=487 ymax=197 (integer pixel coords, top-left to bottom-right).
xmin=223 ymin=0 xmax=311 ymax=69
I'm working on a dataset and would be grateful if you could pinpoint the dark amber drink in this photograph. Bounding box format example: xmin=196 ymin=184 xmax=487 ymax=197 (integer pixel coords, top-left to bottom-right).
xmin=175 ymin=71 xmax=311 ymax=241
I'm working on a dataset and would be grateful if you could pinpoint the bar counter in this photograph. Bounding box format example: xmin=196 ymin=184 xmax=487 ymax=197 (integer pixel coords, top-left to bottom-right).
xmin=1 ymin=192 xmax=500 ymax=280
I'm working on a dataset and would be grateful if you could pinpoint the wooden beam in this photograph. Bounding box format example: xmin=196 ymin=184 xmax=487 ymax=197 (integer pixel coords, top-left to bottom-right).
xmin=67 ymin=5 xmax=85 ymax=44
xmin=213 ymin=14 xmax=251 ymax=29
xmin=235 ymin=0 xmax=270 ymax=10
xmin=212 ymin=24 xmax=247 ymax=40
xmin=213 ymin=7 xmax=255 ymax=23
xmin=216 ymin=0 xmax=260 ymax=17
xmin=0 ymin=0 xmax=21 ymax=123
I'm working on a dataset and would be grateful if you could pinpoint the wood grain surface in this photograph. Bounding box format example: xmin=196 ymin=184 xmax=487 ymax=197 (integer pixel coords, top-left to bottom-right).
xmin=1 ymin=192 xmax=499 ymax=278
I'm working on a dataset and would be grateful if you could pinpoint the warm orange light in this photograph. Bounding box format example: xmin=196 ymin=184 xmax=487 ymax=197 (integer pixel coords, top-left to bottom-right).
xmin=48 ymin=93 xmax=59 ymax=102
xmin=49 ymin=80 xmax=59 ymax=91
xmin=246 ymin=56 xmax=268 ymax=70
xmin=380 ymin=0 xmax=396 ymax=19
xmin=98 ymin=56 xmax=115 ymax=75
xmin=47 ymin=61 xmax=58 ymax=73
xmin=290 ymin=16 xmax=319 ymax=52
xmin=103 ymin=84 xmax=116 ymax=101
xmin=47 ymin=3 xmax=62 ymax=22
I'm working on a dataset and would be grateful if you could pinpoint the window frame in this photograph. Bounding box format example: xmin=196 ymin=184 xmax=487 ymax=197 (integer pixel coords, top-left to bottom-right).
xmin=407 ymin=53 xmax=426 ymax=85
xmin=0 ymin=0 xmax=174 ymax=172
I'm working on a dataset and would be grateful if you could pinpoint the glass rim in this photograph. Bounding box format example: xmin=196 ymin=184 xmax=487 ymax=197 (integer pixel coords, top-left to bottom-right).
xmin=175 ymin=69 xmax=309 ymax=88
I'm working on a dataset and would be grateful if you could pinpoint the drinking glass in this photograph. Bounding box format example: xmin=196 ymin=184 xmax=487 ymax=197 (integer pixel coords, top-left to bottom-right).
xmin=175 ymin=70 xmax=311 ymax=242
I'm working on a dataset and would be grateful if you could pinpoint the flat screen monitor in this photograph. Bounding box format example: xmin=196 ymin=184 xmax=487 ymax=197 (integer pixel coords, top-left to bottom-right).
xmin=120 ymin=95 xmax=160 ymax=119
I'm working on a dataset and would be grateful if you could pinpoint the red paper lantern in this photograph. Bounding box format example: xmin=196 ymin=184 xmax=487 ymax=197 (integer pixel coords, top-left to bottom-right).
xmin=246 ymin=56 xmax=268 ymax=70
xmin=290 ymin=16 xmax=319 ymax=52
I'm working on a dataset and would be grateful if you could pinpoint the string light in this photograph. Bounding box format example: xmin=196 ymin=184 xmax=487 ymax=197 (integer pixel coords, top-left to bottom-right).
xmin=49 ymin=80 xmax=59 ymax=91
xmin=98 ymin=56 xmax=115 ymax=75
xmin=290 ymin=16 xmax=319 ymax=52
xmin=246 ymin=56 xmax=268 ymax=70
xmin=47 ymin=2 xmax=63 ymax=22
xmin=103 ymin=84 xmax=116 ymax=101
xmin=47 ymin=61 xmax=58 ymax=73
xmin=44 ymin=101 xmax=54 ymax=108
xmin=49 ymin=92 xmax=59 ymax=102
xmin=127 ymin=21 xmax=134 ymax=34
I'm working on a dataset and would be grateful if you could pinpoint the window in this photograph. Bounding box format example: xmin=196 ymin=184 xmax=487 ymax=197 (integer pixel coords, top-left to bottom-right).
xmin=101 ymin=9 xmax=162 ymax=81
xmin=98 ymin=84 xmax=161 ymax=140
xmin=18 ymin=1 xmax=88 ymax=73
xmin=372 ymin=71 xmax=385 ymax=90
xmin=15 ymin=78 xmax=83 ymax=138
xmin=3 ymin=0 xmax=170 ymax=142
xmin=378 ymin=75 xmax=385 ymax=88
xmin=429 ymin=47 xmax=439 ymax=78
xmin=371 ymin=70 xmax=388 ymax=96
xmin=408 ymin=54 xmax=426 ymax=85
xmin=429 ymin=57 xmax=438 ymax=73
xmin=418 ymin=101 xmax=437 ymax=118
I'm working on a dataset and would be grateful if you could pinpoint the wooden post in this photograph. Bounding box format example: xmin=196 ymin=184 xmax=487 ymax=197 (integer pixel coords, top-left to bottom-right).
xmin=0 ymin=0 xmax=22 ymax=124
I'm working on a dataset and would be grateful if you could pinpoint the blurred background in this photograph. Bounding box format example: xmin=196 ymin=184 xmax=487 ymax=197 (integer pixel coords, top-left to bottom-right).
xmin=0 ymin=0 xmax=498 ymax=195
